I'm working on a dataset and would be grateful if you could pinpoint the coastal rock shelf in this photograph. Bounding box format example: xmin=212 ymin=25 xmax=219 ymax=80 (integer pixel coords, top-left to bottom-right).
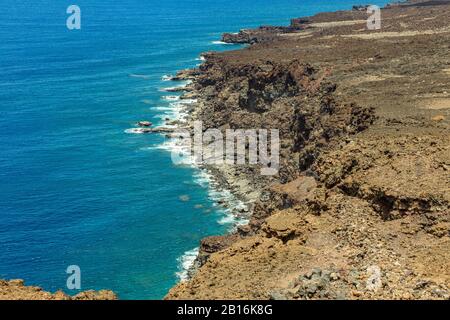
xmin=127 ymin=126 xmax=179 ymax=134
xmin=165 ymin=69 xmax=202 ymax=81
xmin=137 ymin=121 xmax=152 ymax=127
xmin=163 ymin=86 xmax=193 ymax=93
xmin=0 ymin=279 xmax=117 ymax=300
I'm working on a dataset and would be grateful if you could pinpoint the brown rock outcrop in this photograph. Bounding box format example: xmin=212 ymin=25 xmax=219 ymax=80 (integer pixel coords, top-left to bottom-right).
xmin=0 ymin=279 xmax=117 ymax=300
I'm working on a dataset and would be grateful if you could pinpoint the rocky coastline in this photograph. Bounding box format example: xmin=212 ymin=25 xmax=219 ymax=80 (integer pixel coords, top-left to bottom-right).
xmin=166 ymin=0 xmax=450 ymax=300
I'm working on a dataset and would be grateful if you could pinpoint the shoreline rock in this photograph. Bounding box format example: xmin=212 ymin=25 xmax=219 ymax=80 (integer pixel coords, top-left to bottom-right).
xmin=137 ymin=121 xmax=152 ymax=127
xmin=128 ymin=126 xmax=180 ymax=134
xmin=0 ymin=279 xmax=117 ymax=300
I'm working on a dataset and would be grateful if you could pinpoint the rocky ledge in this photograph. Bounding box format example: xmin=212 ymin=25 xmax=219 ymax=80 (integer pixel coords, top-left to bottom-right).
xmin=0 ymin=279 xmax=117 ymax=300
xmin=166 ymin=0 xmax=450 ymax=300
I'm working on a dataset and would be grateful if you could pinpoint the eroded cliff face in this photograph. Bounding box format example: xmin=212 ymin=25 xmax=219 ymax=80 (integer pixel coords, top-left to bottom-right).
xmin=0 ymin=279 xmax=117 ymax=300
xmin=193 ymin=56 xmax=375 ymax=184
xmin=166 ymin=1 xmax=450 ymax=300
xmin=182 ymin=58 xmax=377 ymax=270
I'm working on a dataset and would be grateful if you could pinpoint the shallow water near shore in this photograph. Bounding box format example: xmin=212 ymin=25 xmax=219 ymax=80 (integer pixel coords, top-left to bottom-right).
xmin=0 ymin=0 xmax=391 ymax=299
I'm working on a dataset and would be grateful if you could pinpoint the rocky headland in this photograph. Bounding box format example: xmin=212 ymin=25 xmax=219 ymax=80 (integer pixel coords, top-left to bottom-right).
xmin=166 ymin=0 xmax=450 ymax=300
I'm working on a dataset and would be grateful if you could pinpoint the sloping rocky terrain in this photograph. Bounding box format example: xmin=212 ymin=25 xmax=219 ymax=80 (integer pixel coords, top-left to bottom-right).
xmin=166 ymin=0 xmax=450 ymax=300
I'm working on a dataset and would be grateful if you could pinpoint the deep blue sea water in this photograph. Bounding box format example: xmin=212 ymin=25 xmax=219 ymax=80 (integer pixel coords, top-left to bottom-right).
xmin=0 ymin=0 xmax=391 ymax=299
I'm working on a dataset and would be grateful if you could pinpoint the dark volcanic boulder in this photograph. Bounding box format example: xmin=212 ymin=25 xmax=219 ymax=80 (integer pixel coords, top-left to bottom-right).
xmin=221 ymin=30 xmax=254 ymax=44
xmin=221 ymin=26 xmax=299 ymax=44
xmin=197 ymin=234 xmax=240 ymax=266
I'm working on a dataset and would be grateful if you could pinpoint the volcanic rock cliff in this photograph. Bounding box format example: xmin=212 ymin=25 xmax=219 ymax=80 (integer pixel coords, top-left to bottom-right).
xmin=166 ymin=0 xmax=450 ymax=300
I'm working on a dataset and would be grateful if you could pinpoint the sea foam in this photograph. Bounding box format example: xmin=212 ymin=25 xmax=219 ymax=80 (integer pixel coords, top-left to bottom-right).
xmin=162 ymin=95 xmax=180 ymax=101
xmin=129 ymin=73 xmax=150 ymax=79
xmin=124 ymin=128 xmax=147 ymax=134
xmin=211 ymin=40 xmax=232 ymax=45
xmin=176 ymin=247 xmax=199 ymax=282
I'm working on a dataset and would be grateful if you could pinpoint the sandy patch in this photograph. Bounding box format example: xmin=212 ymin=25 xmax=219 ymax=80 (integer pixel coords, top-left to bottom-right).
xmin=340 ymin=27 xmax=450 ymax=39
xmin=345 ymin=74 xmax=404 ymax=86
xmin=279 ymin=30 xmax=314 ymax=39
xmin=309 ymin=20 xmax=366 ymax=28
xmin=421 ymin=98 xmax=450 ymax=110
